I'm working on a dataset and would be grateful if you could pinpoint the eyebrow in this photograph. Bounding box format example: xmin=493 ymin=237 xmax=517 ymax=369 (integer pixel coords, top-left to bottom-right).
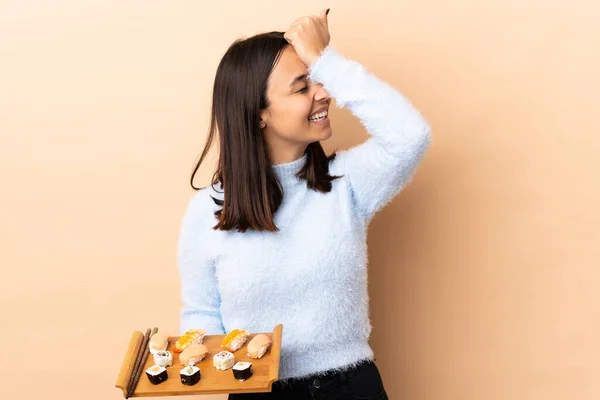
xmin=289 ymin=73 xmax=308 ymax=87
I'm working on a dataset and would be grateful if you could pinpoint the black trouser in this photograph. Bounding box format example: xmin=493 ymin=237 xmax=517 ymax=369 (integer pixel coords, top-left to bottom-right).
xmin=228 ymin=360 xmax=388 ymax=400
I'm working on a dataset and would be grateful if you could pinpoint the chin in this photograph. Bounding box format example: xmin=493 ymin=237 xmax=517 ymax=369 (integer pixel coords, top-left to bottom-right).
xmin=313 ymin=128 xmax=333 ymax=142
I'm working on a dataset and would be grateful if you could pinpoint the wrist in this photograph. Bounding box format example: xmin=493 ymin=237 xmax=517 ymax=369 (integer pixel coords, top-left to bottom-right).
xmin=307 ymin=46 xmax=327 ymax=67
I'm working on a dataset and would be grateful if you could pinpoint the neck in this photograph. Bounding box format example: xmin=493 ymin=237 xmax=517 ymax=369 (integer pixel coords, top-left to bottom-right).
xmin=266 ymin=142 xmax=307 ymax=166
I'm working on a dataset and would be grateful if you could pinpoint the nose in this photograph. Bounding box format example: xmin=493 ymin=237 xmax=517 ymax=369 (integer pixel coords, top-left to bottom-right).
xmin=313 ymin=82 xmax=330 ymax=101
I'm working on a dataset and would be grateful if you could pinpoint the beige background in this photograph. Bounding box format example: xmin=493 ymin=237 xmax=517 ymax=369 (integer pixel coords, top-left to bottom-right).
xmin=1 ymin=0 xmax=598 ymax=399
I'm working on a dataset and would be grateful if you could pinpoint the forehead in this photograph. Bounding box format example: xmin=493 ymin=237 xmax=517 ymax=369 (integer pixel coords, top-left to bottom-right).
xmin=267 ymin=46 xmax=308 ymax=94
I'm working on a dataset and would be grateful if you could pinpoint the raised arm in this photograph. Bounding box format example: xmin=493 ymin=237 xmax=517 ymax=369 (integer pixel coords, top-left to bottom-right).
xmin=309 ymin=46 xmax=432 ymax=218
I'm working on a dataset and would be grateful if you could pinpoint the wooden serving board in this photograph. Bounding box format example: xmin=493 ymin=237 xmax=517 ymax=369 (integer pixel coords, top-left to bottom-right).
xmin=116 ymin=324 xmax=283 ymax=397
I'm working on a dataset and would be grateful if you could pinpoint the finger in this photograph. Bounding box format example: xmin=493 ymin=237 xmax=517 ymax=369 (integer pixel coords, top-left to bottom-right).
xmin=290 ymin=17 xmax=310 ymax=29
xmin=291 ymin=16 xmax=310 ymax=26
xmin=283 ymin=31 xmax=294 ymax=44
xmin=291 ymin=16 xmax=306 ymax=24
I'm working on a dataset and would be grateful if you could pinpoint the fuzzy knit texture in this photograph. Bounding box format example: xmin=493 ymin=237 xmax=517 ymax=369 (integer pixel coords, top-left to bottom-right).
xmin=178 ymin=46 xmax=431 ymax=380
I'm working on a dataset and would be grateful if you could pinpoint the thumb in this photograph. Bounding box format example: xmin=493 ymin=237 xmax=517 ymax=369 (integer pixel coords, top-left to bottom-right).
xmin=319 ymin=8 xmax=330 ymax=22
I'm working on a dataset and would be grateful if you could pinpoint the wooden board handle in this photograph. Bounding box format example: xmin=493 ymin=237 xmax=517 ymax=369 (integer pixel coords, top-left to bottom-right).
xmin=267 ymin=324 xmax=283 ymax=388
xmin=115 ymin=331 xmax=144 ymax=397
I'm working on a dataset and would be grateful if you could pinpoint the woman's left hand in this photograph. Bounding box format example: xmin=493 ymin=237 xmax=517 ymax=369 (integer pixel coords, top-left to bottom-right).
xmin=284 ymin=9 xmax=330 ymax=67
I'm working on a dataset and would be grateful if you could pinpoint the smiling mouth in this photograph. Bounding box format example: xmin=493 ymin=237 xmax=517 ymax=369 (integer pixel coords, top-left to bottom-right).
xmin=308 ymin=110 xmax=328 ymax=121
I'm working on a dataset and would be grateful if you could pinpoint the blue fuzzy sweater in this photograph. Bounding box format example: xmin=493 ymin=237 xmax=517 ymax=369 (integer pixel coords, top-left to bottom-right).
xmin=178 ymin=46 xmax=431 ymax=380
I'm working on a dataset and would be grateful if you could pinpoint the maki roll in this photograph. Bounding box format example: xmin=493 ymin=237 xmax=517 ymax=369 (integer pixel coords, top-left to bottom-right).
xmin=232 ymin=361 xmax=253 ymax=381
xmin=145 ymin=365 xmax=168 ymax=385
xmin=213 ymin=351 xmax=235 ymax=370
xmin=153 ymin=350 xmax=173 ymax=367
xmin=180 ymin=365 xmax=201 ymax=386
xmin=247 ymin=334 xmax=272 ymax=359
xmin=179 ymin=343 xmax=209 ymax=366
xmin=174 ymin=329 xmax=206 ymax=353
xmin=221 ymin=329 xmax=249 ymax=352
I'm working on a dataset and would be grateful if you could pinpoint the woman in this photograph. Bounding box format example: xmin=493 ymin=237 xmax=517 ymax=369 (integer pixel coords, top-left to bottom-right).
xmin=178 ymin=9 xmax=431 ymax=400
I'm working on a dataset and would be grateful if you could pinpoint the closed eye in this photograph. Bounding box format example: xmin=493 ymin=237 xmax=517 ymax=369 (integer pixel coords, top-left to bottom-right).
xmin=297 ymin=86 xmax=309 ymax=94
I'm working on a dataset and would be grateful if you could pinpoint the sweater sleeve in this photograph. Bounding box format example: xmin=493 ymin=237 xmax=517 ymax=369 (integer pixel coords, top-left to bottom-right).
xmin=177 ymin=191 xmax=226 ymax=335
xmin=308 ymin=46 xmax=432 ymax=218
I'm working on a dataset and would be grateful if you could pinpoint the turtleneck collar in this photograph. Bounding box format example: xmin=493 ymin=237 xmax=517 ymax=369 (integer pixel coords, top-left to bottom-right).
xmin=272 ymin=153 xmax=307 ymax=184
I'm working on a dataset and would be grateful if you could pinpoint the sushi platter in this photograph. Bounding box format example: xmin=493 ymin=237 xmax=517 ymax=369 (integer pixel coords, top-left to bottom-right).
xmin=115 ymin=324 xmax=282 ymax=397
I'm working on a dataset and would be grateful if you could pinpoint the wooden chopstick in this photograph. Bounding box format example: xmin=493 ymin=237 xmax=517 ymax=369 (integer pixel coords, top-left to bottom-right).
xmin=126 ymin=327 xmax=157 ymax=398
xmin=125 ymin=328 xmax=150 ymax=398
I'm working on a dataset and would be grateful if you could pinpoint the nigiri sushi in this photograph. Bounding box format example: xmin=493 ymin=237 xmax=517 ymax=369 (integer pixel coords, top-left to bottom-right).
xmin=179 ymin=343 xmax=209 ymax=366
xmin=247 ymin=334 xmax=272 ymax=359
xmin=221 ymin=329 xmax=249 ymax=352
xmin=174 ymin=329 xmax=206 ymax=353
xmin=148 ymin=332 xmax=169 ymax=354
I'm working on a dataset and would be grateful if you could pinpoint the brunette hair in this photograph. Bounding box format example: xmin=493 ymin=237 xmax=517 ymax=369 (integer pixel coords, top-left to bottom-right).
xmin=190 ymin=31 xmax=340 ymax=233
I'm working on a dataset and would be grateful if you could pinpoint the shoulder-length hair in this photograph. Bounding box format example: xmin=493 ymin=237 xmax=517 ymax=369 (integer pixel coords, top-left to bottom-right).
xmin=190 ymin=31 xmax=340 ymax=233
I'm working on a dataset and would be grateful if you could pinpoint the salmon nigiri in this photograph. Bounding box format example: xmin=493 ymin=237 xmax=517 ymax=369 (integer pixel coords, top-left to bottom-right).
xmin=247 ymin=334 xmax=272 ymax=359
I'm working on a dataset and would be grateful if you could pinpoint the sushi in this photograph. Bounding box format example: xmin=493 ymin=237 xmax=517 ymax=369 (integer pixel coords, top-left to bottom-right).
xmin=148 ymin=332 xmax=169 ymax=354
xmin=247 ymin=334 xmax=272 ymax=359
xmin=221 ymin=329 xmax=249 ymax=352
xmin=213 ymin=351 xmax=235 ymax=370
xmin=145 ymin=365 xmax=168 ymax=385
xmin=174 ymin=329 xmax=206 ymax=353
xmin=153 ymin=350 xmax=173 ymax=367
xmin=232 ymin=361 xmax=253 ymax=381
xmin=180 ymin=365 xmax=201 ymax=386
xmin=179 ymin=343 xmax=209 ymax=366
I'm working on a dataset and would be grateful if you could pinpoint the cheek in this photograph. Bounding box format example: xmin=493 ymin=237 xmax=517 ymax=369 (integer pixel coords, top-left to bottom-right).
xmin=298 ymin=101 xmax=313 ymax=123
xmin=283 ymin=102 xmax=312 ymax=127
xmin=271 ymin=100 xmax=314 ymax=139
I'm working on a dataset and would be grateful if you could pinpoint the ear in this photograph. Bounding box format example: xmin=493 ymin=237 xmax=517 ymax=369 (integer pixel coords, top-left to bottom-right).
xmin=259 ymin=109 xmax=269 ymax=129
